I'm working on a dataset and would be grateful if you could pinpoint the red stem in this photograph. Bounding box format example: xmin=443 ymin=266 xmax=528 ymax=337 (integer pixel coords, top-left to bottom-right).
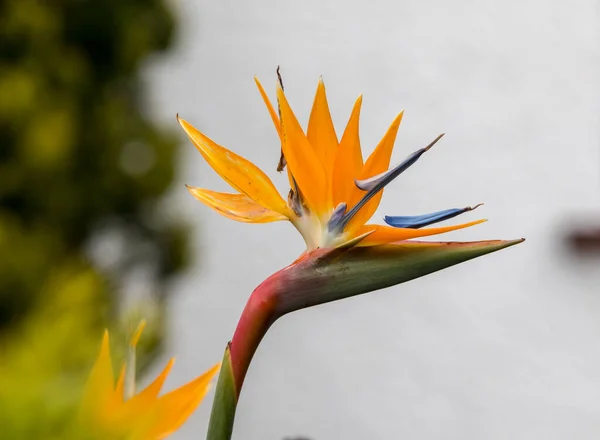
xmin=228 ymin=268 xmax=285 ymax=395
xmin=206 ymin=269 xmax=285 ymax=440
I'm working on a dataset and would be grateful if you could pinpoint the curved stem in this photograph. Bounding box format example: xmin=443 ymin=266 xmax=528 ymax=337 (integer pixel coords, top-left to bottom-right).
xmin=206 ymin=269 xmax=285 ymax=440
xmin=205 ymin=239 xmax=523 ymax=439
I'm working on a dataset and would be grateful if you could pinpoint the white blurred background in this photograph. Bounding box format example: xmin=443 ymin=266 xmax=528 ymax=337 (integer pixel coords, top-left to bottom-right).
xmin=146 ymin=1 xmax=600 ymax=439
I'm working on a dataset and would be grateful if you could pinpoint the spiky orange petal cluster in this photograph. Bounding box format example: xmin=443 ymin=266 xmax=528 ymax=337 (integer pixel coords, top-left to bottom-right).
xmin=80 ymin=328 xmax=219 ymax=439
xmin=180 ymin=77 xmax=485 ymax=250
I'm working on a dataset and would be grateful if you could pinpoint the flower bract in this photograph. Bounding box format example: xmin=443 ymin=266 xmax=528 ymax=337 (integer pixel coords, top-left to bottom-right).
xmin=80 ymin=322 xmax=220 ymax=439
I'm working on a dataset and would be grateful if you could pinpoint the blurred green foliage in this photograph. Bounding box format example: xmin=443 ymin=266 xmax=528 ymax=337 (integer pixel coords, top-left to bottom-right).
xmin=0 ymin=0 xmax=188 ymax=436
xmin=0 ymin=262 xmax=108 ymax=438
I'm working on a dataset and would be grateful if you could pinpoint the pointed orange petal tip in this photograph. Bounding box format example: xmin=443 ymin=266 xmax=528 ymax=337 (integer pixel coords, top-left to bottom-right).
xmin=254 ymin=76 xmax=281 ymax=139
xmin=178 ymin=116 xmax=290 ymax=216
xmin=357 ymin=219 xmax=487 ymax=246
xmin=133 ymin=357 xmax=176 ymax=403
xmin=332 ymin=94 xmax=364 ymax=207
xmin=114 ymin=364 xmax=126 ymax=399
xmin=130 ymin=320 xmax=146 ymax=348
xmin=80 ymin=329 xmax=115 ymax=421
xmin=99 ymin=330 xmax=111 ymax=365
xmin=276 ymin=85 xmax=329 ymax=213
xmin=308 ymin=75 xmax=338 ymax=175
xmin=205 ymin=362 xmax=222 ymax=383
xmin=186 ymin=185 xmax=289 ymax=223
xmin=386 ymin=110 xmax=404 ymax=134
xmin=139 ymin=361 xmax=221 ymax=439
xmin=346 ymin=110 xmax=405 ymax=231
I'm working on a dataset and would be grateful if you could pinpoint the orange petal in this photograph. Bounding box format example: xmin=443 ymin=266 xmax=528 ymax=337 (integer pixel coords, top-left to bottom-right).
xmin=130 ymin=320 xmax=146 ymax=348
xmin=356 ymin=219 xmax=487 ymax=246
xmin=80 ymin=331 xmax=115 ymax=421
xmin=332 ymin=95 xmax=363 ymax=207
xmin=144 ymin=363 xmax=221 ymax=439
xmin=254 ymin=76 xmax=297 ymax=190
xmin=276 ymin=86 xmax=329 ymax=214
xmin=178 ymin=117 xmax=290 ymax=216
xmin=187 ymin=186 xmax=289 ymax=223
xmin=254 ymin=76 xmax=281 ymax=140
xmin=108 ymin=359 xmax=177 ymax=439
xmin=307 ymin=78 xmax=339 ymax=175
xmin=138 ymin=359 xmax=176 ymax=401
xmin=346 ymin=112 xmax=404 ymax=231
xmin=124 ymin=320 xmax=147 ymax=401
xmin=116 ymin=358 xmax=176 ymax=423
xmin=112 ymin=365 xmax=126 ymax=406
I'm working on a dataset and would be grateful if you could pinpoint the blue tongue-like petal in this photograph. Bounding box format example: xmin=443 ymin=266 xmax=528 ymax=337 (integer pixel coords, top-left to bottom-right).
xmin=354 ymin=133 xmax=443 ymax=193
xmin=384 ymin=204 xmax=483 ymax=229
xmin=333 ymin=133 xmax=445 ymax=233
xmin=327 ymin=202 xmax=348 ymax=232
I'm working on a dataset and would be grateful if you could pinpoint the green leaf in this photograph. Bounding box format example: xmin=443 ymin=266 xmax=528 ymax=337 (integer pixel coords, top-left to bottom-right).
xmin=207 ymin=344 xmax=237 ymax=440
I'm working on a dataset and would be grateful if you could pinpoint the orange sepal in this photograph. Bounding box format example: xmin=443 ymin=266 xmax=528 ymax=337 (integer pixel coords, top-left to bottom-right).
xmin=332 ymin=95 xmax=363 ymax=207
xmin=187 ymin=186 xmax=289 ymax=223
xmin=80 ymin=331 xmax=115 ymax=422
xmin=307 ymin=78 xmax=339 ymax=175
xmin=355 ymin=219 xmax=487 ymax=246
xmin=276 ymin=86 xmax=329 ymax=214
xmin=143 ymin=363 xmax=221 ymax=439
xmin=178 ymin=117 xmax=290 ymax=217
xmin=346 ymin=111 xmax=404 ymax=231
xmin=254 ymin=76 xmax=281 ymax=140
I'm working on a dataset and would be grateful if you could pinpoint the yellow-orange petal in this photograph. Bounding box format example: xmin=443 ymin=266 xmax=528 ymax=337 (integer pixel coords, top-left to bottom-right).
xmin=346 ymin=111 xmax=404 ymax=231
xmin=124 ymin=321 xmax=146 ymax=402
xmin=254 ymin=76 xmax=296 ymax=189
xmin=355 ymin=219 xmax=487 ymax=246
xmin=276 ymin=85 xmax=329 ymax=214
xmin=137 ymin=359 xmax=176 ymax=402
xmin=254 ymin=76 xmax=282 ymax=140
xmin=144 ymin=363 xmax=221 ymax=439
xmin=114 ymin=358 xmax=176 ymax=428
xmin=80 ymin=331 xmax=115 ymax=420
xmin=130 ymin=320 xmax=146 ymax=348
xmin=332 ymin=95 xmax=363 ymax=207
xmin=307 ymin=78 xmax=339 ymax=175
xmin=112 ymin=365 xmax=126 ymax=406
xmin=178 ymin=117 xmax=290 ymax=217
xmin=187 ymin=186 xmax=289 ymax=223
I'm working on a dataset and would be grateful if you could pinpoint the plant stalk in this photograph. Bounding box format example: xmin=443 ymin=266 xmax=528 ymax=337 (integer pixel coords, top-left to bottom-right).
xmin=206 ymin=268 xmax=285 ymax=440
xmin=205 ymin=239 xmax=523 ymax=439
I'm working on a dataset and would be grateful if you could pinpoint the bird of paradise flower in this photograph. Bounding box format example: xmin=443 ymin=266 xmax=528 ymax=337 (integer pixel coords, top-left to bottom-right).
xmin=79 ymin=321 xmax=220 ymax=439
xmin=179 ymin=73 xmax=523 ymax=440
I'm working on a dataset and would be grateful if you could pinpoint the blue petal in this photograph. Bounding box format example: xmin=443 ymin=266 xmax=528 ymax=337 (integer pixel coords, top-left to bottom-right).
xmin=327 ymin=202 xmax=348 ymax=232
xmin=333 ymin=133 xmax=445 ymax=234
xmin=384 ymin=204 xmax=482 ymax=229
xmin=354 ymin=133 xmax=444 ymax=193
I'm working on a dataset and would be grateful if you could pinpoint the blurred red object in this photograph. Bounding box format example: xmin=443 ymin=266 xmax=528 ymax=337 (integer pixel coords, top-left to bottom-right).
xmin=566 ymin=227 xmax=600 ymax=253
